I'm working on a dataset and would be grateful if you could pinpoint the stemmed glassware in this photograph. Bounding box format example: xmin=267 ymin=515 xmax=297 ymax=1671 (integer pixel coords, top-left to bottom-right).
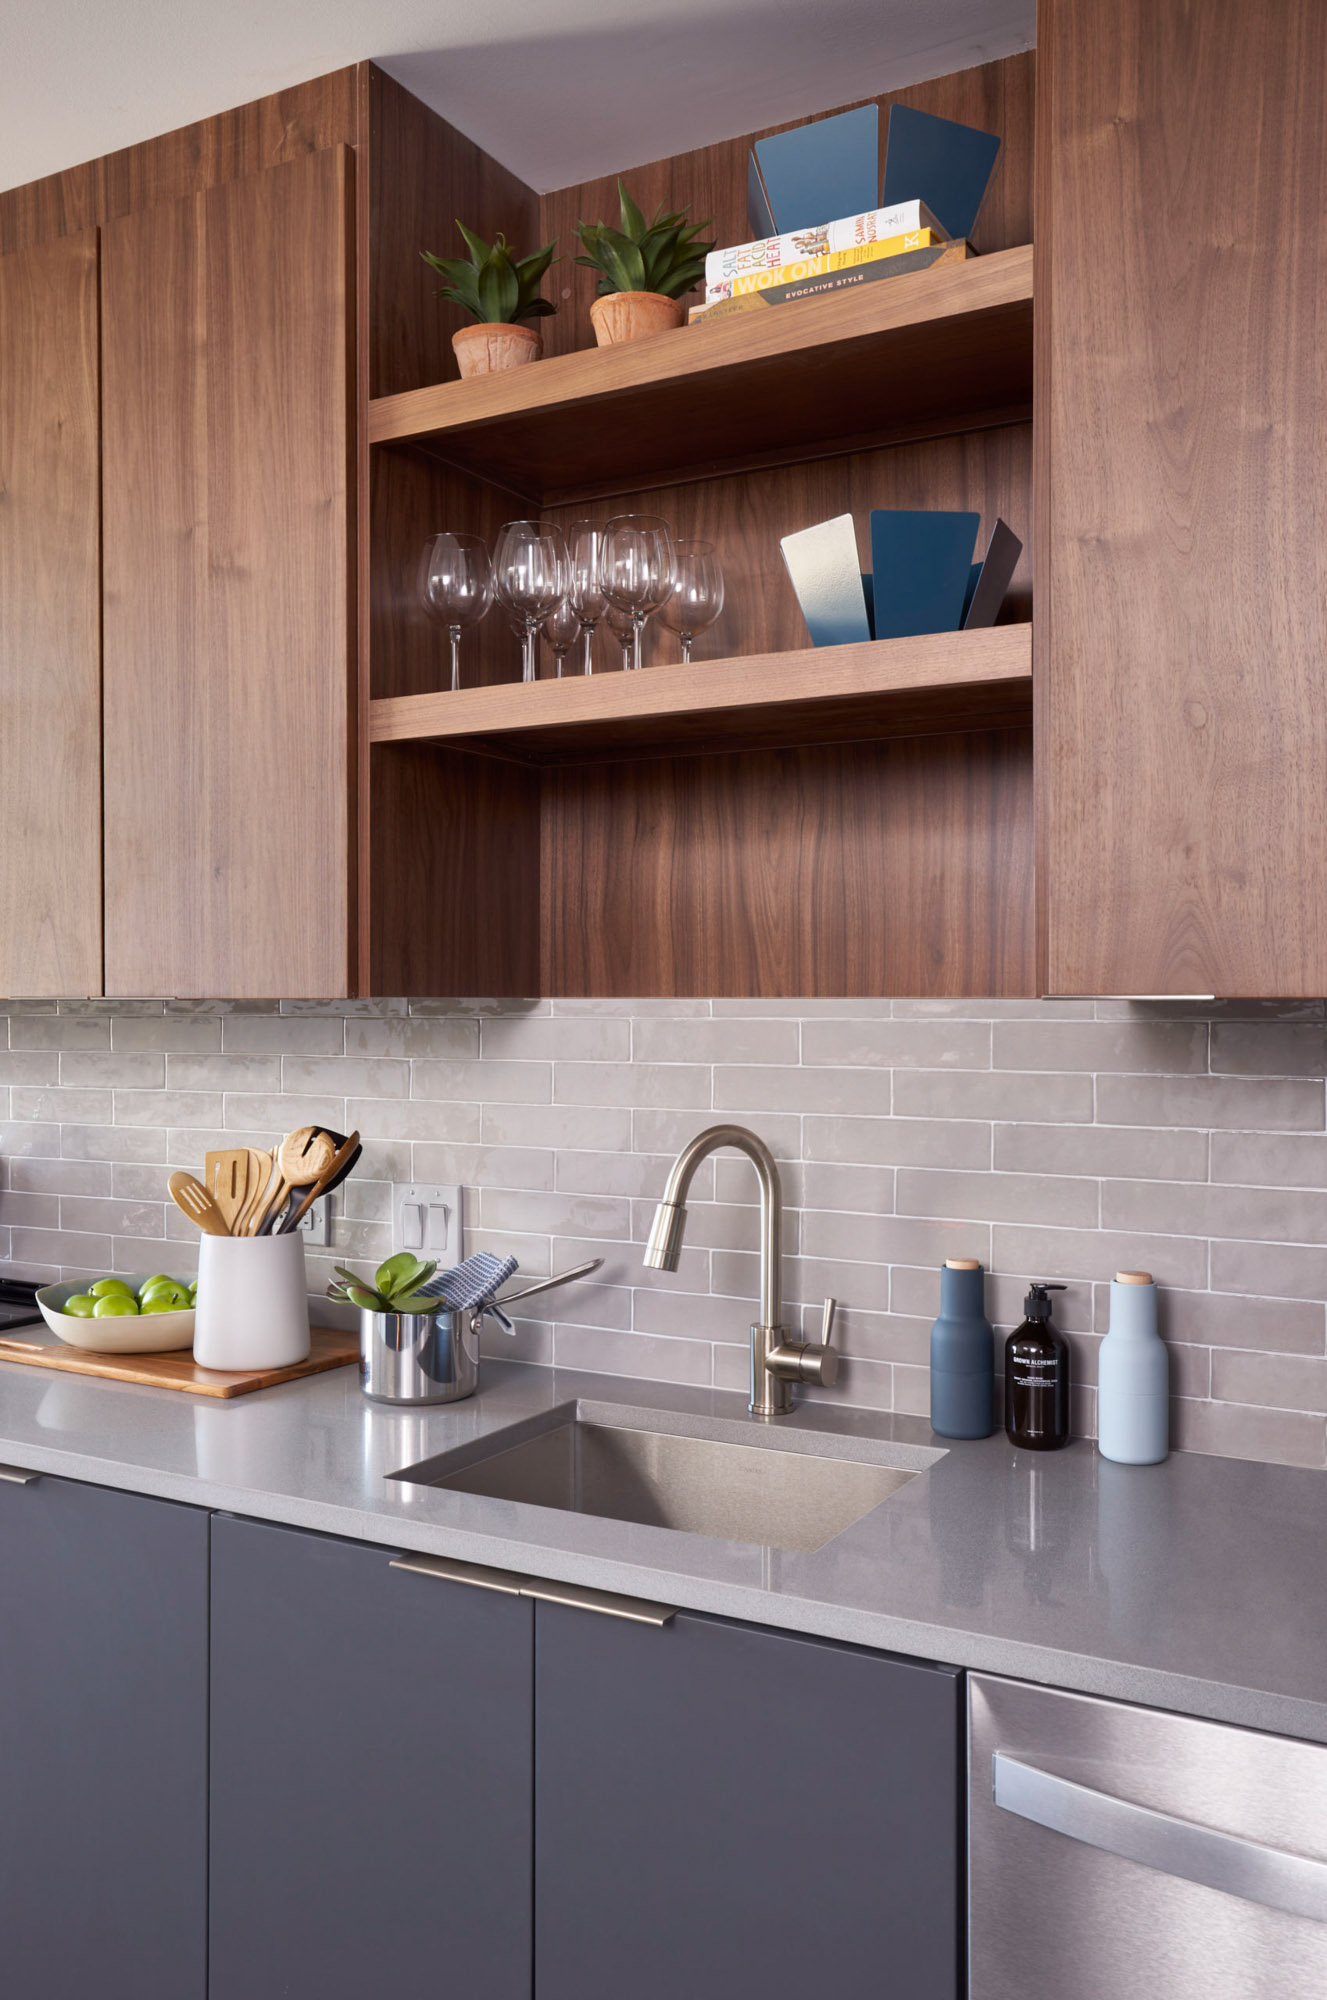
xmin=493 ymin=520 xmax=570 ymax=684
xmin=421 ymin=532 xmax=493 ymax=692
xmin=604 ymin=605 xmax=636 ymax=672
xmin=566 ymin=521 xmax=611 ymax=675
xmin=542 ymin=599 xmax=581 ymax=677
xmin=659 ymin=539 xmax=725 ymax=664
xmin=600 ymin=514 xmax=675 ymax=670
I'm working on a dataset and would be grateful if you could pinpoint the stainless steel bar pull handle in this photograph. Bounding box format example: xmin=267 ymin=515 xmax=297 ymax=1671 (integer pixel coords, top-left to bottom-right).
xmin=993 ymin=1750 xmax=1327 ymax=1925
xmin=0 ymin=1464 xmax=38 ymax=1485
xmin=390 ymin=1551 xmax=675 ymax=1626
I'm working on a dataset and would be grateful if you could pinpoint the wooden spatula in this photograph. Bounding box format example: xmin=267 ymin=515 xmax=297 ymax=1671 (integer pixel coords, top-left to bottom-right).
xmin=205 ymin=1148 xmax=256 ymax=1234
xmin=235 ymin=1148 xmax=275 ymax=1236
xmin=283 ymin=1130 xmax=361 ymax=1234
xmin=168 ymin=1170 xmax=229 ymax=1237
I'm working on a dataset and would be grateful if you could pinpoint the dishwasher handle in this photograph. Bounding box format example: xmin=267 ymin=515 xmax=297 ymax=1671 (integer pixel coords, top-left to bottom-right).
xmin=993 ymin=1750 xmax=1327 ymax=1926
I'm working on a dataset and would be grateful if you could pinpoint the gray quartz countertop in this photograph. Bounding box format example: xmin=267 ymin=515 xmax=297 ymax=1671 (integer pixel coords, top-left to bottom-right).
xmin=0 ymin=1340 xmax=1323 ymax=1745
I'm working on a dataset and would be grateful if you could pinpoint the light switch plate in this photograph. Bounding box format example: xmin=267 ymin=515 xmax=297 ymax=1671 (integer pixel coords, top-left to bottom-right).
xmin=393 ymin=1183 xmax=463 ymax=1263
xmin=295 ymin=1194 xmax=332 ymax=1247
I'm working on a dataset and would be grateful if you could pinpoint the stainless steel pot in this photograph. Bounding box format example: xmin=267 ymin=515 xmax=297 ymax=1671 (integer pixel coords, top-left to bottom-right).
xmin=358 ymin=1258 xmax=603 ymax=1406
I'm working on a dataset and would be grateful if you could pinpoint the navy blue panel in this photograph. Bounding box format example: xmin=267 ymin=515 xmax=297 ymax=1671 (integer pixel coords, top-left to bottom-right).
xmin=961 ymin=561 xmax=983 ymax=625
xmin=754 ymin=104 xmax=879 ymax=234
xmin=869 ymin=509 xmax=981 ymax=639
xmin=882 ymin=103 xmax=1002 ymax=240
xmin=963 ymin=517 xmax=1024 ymax=628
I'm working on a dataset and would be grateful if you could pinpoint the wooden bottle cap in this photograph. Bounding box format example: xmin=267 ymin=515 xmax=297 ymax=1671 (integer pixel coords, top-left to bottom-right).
xmin=1115 ymin=1270 xmax=1153 ymax=1285
xmin=945 ymin=1258 xmax=981 ymax=1270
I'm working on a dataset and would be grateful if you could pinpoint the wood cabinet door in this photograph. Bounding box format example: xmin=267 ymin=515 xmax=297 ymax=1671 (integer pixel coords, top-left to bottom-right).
xmin=1037 ymin=0 xmax=1327 ymax=995
xmin=0 ymin=229 xmax=102 ymax=996
xmin=0 ymin=1472 xmax=209 ymax=1997
xmin=101 ymin=146 xmax=355 ymax=998
xmin=209 ymin=1517 xmax=533 ymax=2000
xmin=534 ymin=1601 xmax=963 ymax=2000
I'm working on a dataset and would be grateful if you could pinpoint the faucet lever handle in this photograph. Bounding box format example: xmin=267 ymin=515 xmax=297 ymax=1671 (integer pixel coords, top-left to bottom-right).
xmin=820 ymin=1296 xmax=837 ymax=1345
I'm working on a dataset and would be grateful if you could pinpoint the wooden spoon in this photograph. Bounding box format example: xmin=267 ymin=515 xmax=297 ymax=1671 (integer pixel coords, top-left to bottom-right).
xmin=283 ymin=1130 xmax=361 ymax=1234
xmin=205 ymin=1148 xmax=257 ymax=1234
xmin=234 ymin=1148 xmax=275 ymax=1236
xmin=249 ymin=1126 xmax=338 ymax=1235
xmin=168 ymin=1170 xmax=229 ymax=1237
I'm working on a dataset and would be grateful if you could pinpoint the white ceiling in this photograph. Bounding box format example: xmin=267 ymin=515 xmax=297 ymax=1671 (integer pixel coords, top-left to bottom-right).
xmin=0 ymin=0 xmax=1034 ymax=198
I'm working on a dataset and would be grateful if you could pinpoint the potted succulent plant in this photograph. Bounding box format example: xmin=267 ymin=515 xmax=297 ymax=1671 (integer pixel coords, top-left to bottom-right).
xmin=421 ymin=224 xmax=558 ymax=378
xmin=575 ymin=182 xmax=714 ymax=345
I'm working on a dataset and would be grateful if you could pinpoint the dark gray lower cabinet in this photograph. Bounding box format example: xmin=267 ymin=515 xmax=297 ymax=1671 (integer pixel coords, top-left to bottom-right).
xmin=208 ymin=1515 xmax=534 ymax=1999
xmin=0 ymin=1472 xmax=209 ymax=2000
xmin=534 ymin=1601 xmax=962 ymax=2000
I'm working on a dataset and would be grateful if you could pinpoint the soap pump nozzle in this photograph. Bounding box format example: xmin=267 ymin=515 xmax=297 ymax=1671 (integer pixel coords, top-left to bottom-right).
xmin=1022 ymin=1282 xmax=1066 ymax=1321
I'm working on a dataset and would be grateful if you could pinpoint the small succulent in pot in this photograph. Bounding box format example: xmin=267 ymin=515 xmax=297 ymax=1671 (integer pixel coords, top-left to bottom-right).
xmin=421 ymin=223 xmax=558 ymax=378
xmin=328 ymin=1253 xmax=438 ymax=1316
xmin=575 ymin=181 xmax=714 ymax=345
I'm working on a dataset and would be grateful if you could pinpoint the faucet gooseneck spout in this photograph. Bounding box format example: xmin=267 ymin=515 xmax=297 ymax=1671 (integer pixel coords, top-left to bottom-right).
xmin=643 ymin=1123 xmax=838 ymax=1419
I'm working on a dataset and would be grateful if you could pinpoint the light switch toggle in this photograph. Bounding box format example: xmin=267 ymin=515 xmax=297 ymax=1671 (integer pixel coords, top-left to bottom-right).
xmin=394 ymin=1183 xmax=464 ymax=1260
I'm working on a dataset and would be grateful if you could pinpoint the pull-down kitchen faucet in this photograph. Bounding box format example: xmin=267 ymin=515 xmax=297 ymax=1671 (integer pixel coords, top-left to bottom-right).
xmin=643 ymin=1124 xmax=838 ymax=1418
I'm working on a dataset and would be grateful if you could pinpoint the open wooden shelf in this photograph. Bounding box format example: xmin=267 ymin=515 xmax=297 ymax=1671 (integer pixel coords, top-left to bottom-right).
xmin=368 ymin=245 xmax=1033 ymax=499
xmin=369 ymin=623 xmax=1031 ymax=764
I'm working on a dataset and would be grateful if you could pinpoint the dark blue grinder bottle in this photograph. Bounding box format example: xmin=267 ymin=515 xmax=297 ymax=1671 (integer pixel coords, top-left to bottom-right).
xmin=929 ymin=1258 xmax=995 ymax=1439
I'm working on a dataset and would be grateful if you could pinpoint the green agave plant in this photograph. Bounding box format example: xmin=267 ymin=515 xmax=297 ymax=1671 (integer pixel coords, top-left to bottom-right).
xmin=421 ymin=224 xmax=558 ymax=324
xmin=574 ymin=181 xmax=714 ymax=300
xmin=328 ymin=1252 xmax=438 ymax=1316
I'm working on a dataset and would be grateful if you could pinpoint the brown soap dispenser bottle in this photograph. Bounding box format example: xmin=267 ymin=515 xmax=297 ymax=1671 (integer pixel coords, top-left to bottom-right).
xmin=1005 ymin=1282 xmax=1070 ymax=1450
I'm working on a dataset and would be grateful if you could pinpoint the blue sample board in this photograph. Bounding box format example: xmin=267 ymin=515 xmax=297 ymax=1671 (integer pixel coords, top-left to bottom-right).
xmin=882 ymin=103 xmax=1001 ymax=241
xmin=753 ymin=104 xmax=879 ymax=236
xmin=780 ymin=515 xmax=873 ymax=647
xmin=869 ymin=510 xmax=980 ymax=639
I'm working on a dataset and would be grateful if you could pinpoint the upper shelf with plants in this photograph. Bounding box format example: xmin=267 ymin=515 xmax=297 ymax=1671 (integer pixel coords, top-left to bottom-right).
xmin=374 ymin=104 xmax=1031 ymax=502
xmin=370 ymin=244 xmax=1032 ymax=501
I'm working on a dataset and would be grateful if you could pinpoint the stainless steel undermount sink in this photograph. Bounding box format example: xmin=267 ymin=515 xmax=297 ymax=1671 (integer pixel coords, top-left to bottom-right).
xmin=390 ymin=1403 xmax=942 ymax=1553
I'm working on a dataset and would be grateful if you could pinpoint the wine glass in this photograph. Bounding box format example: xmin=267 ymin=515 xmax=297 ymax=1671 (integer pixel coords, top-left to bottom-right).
xmin=659 ymin=539 xmax=725 ymax=665
xmin=420 ymin=532 xmax=493 ymax=692
xmin=492 ymin=520 xmax=570 ymax=684
xmin=601 ymin=514 xmax=675 ymax=670
xmin=542 ymin=599 xmax=581 ymax=678
xmin=566 ymin=521 xmax=610 ymax=675
xmin=604 ymin=604 xmax=636 ymax=672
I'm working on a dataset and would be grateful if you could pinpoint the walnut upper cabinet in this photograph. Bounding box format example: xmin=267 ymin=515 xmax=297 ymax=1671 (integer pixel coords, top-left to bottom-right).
xmin=1036 ymin=0 xmax=1327 ymax=996
xmin=0 ymin=229 xmax=102 ymax=998
xmin=100 ymin=146 xmax=356 ymax=999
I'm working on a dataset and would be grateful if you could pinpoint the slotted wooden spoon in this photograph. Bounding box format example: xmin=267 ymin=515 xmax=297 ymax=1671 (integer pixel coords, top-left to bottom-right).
xmin=168 ymin=1171 xmax=229 ymax=1237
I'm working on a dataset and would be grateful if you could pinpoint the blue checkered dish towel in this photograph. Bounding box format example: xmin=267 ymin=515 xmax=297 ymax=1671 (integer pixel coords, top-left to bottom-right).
xmin=419 ymin=1251 xmax=518 ymax=1311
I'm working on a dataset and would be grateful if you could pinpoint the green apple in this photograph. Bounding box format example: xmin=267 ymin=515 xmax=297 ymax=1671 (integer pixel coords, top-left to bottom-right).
xmin=90 ymin=1277 xmax=133 ymax=1299
xmin=93 ymin=1294 xmax=139 ymax=1317
xmin=140 ymin=1296 xmax=181 ymax=1315
xmin=139 ymin=1273 xmax=174 ymax=1296
xmin=140 ymin=1276 xmax=188 ymax=1302
xmin=143 ymin=1281 xmax=191 ymax=1309
xmin=63 ymin=1294 xmax=97 ymax=1318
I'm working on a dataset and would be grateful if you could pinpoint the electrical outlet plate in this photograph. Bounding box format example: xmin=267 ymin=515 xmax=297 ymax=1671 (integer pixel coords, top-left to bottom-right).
xmin=393 ymin=1183 xmax=463 ymax=1264
xmin=295 ymin=1194 xmax=332 ymax=1247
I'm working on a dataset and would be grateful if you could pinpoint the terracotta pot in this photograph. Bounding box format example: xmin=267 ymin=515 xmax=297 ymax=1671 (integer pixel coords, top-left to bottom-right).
xmin=451 ymin=321 xmax=542 ymax=379
xmin=589 ymin=291 xmax=686 ymax=347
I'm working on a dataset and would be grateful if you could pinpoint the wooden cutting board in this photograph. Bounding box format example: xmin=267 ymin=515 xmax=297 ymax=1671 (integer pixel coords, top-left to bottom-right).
xmin=0 ymin=1322 xmax=359 ymax=1398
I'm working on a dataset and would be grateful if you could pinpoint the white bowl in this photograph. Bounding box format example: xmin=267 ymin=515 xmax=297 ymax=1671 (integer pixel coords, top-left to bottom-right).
xmin=37 ymin=1275 xmax=196 ymax=1354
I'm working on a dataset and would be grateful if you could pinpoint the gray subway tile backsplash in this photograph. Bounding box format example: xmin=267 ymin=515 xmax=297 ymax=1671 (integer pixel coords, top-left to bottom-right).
xmin=1 ymin=997 xmax=1327 ymax=1473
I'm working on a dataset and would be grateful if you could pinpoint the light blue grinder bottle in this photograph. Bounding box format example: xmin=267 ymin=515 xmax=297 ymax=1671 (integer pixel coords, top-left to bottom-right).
xmin=929 ymin=1258 xmax=994 ymax=1439
xmin=1098 ymin=1270 xmax=1168 ymax=1464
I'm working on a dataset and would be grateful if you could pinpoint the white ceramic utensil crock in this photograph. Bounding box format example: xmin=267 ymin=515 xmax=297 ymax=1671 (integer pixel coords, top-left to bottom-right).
xmin=192 ymin=1231 xmax=310 ymax=1371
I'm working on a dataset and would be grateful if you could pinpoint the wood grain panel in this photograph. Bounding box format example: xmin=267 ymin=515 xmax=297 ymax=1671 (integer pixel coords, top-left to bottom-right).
xmin=0 ymin=69 xmax=358 ymax=256
xmin=538 ymin=51 xmax=1034 ymax=359
xmin=542 ymin=728 xmax=1033 ymax=996
xmin=370 ymin=743 xmax=540 ymax=994
xmin=369 ymin=247 xmax=1033 ymax=495
xmin=1038 ymin=0 xmax=1327 ymax=996
xmin=369 ymin=626 xmax=1032 ymax=761
xmin=0 ymin=229 xmax=102 ymax=997
xmin=101 ymin=147 xmax=355 ymax=998
xmin=366 ymin=67 xmax=539 ymax=398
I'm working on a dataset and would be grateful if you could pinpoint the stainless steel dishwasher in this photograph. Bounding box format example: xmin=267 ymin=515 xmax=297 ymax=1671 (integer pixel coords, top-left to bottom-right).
xmin=969 ymin=1672 xmax=1327 ymax=1996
